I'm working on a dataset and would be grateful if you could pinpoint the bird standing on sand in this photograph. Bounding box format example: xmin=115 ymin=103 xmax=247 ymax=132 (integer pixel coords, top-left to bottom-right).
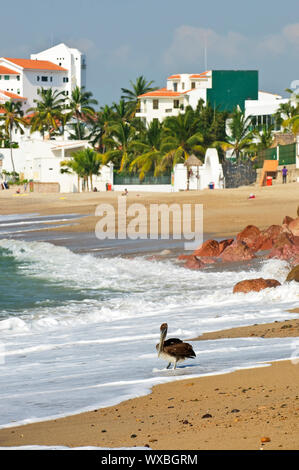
xmin=156 ymin=323 xmax=196 ymax=370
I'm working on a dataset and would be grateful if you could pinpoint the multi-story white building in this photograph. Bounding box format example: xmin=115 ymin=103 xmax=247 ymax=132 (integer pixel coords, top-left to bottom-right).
xmin=0 ymin=43 xmax=86 ymax=113
xmin=137 ymin=70 xmax=288 ymax=129
xmin=31 ymin=43 xmax=86 ymax=98
xmin=0 ymin=57 xmax=68 ymax=112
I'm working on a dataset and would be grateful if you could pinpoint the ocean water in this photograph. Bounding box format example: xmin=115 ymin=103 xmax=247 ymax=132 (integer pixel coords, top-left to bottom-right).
xmin=0 ymin=226 xmax=298 ymax=429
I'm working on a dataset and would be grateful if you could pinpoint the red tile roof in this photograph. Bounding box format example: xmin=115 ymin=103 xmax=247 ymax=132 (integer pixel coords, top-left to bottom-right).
xmin=139 ymin=87 xmax=198 ymax=98
xmin=3 ymin=58 xmax=67 ymax=72
xmin=167 ymin=74 xmax=181 ymax=80
xmin=139 ymin=87 xmax=183 ymax=98
xmin=190 ymin=71 xmax=210 ymax=78
xmin=0 ymin=89 xmax=27 ymax=100
xmin=0 ymin=65 xmax=19 ymax=75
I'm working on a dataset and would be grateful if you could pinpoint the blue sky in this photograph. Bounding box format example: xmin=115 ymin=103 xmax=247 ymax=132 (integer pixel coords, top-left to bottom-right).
xmin=2 ymin=0 xmax=299 ymax=106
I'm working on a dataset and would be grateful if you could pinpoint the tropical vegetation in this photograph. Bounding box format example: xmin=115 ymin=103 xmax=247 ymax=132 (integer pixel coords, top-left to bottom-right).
xmin=1 ymin=78 xmax=299 ymax=188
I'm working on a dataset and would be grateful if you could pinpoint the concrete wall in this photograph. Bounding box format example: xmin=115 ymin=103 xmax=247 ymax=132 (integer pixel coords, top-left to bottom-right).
xmin=0 ymin=140 xmax=114 ymax=193
xmin=173 ymin=149 xmax=224 ymax=191
xmin=256 ymin=164 xmax=299 ymax=185
xmin=33 ymin=182 xmax=60 ymax=193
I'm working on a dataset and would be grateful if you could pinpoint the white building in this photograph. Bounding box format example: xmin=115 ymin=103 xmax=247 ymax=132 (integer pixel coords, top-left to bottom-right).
xmin=245 ymin=91 xmax=288 ymax=130
xmin=137 ymin=70 xmax=288 ymax=130
xmin=31 ymin=43 xmax=86 ymax=99
xmin=0 ymin=139 xmax=113 ymax=193
xmin=0 ymin=43 xmax=86 ymax=114
xmin=0 ymin=57 xmax=68 ymax=113
xmin=137 ymin=71 xmax=211 ymax=127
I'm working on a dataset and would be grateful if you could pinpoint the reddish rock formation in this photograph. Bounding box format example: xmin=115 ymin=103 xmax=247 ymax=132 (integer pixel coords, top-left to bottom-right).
xmin=236 ymin=225 xmax=261 ymax=249
xmin=256 ymin=225 xmax=284 ymax=251
xmin=282 ymin=216 xmax=294 ymax=226
xmin=286 ymin=265 xmax=299 ymax=282
xmin=183 ymin=256 xmax=204 ymax=270
xmin=193 ymin=239 xmax=220 ymax=257
xmin=233 ymin=278 xmax=281 ymax=294
xmin=220 ymin=240 xmax=256 ymax=262
xmin=177 ymin=254 xmax=193 ymax=261
xmin=289 ymin=218 xmax=299 ymax=237
xmin=218 ymin=238 xmax=234 ymax=254
xmin=267 ymin=231 xmax=299 ymax=263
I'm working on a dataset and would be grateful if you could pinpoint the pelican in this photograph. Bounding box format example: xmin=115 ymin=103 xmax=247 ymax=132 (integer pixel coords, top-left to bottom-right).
xmin=156 ymin=323 xmax=196 ymax=369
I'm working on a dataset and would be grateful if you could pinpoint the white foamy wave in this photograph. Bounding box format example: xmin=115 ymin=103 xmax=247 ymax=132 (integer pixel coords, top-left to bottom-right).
xmin=0 ymin=239 xmax=297 ymax=334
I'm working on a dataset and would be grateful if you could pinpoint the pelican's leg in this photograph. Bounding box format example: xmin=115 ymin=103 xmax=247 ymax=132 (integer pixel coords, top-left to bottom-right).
xmin=166 ymin=362 xmax=171 ymax=369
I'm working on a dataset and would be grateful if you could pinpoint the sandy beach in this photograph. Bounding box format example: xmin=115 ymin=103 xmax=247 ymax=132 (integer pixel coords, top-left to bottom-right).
xmin=0 ymin=182 xmax=298 ymax=450
xmin=1 ymin=182 xmax=298 ymax=237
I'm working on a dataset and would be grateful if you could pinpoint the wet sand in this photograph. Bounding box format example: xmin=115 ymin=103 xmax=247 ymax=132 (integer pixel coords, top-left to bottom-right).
xmin=0 ymin=359 xmax=298 ymax=450
xmin=0 ymin=182 xmax=298 ymax=238
xmin=0 ymin=183 xmax=298 ymax=450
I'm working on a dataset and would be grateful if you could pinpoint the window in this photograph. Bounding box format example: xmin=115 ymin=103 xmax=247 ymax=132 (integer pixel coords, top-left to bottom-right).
xmin=173 ymin=100 xmax=180 ymax=109
xmin=0 ymin=76 xmax=2 ymax=80
xmin=50 ymin=77 xmax=53 ymax=82
xmin=63 ymin=77 xmax=69 ymax=83
xmin=37 ymin=76 xmax=40 ymax=81
xmin=173 ymin=82 xmax=177 ymax=92
xmin=41 ymin=76 xmax=48 ymax=82
xmin=153 ymin=99 xmax=159 ymax=109
xmin=4 ymin=75 xmax=9 ymax=80
xmin=17 ymin=75 xmax=20 ymax=81
xmin=182 ymin=83 xmax=185 ymax=90
xmin=191 ymin=82 xmax=196 ymax=89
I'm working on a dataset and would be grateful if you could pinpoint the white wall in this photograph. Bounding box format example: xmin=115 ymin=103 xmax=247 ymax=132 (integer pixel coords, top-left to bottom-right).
xmin=0 ymin=140 xmax=113 ymax=193
xmin=245 ymin=96 xmax=288 ymax=118
xmin=31 ymin=43 xmax=86 ymax=96
xmin=173 ymin=149 xmax=224 ymax=191
xmin=21 ymin=69 xmax=68 ymax=110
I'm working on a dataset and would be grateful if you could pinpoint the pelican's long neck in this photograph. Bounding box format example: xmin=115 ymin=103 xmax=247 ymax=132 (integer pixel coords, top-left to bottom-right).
xmin=158 ymin=328 xmax=167 ymax=356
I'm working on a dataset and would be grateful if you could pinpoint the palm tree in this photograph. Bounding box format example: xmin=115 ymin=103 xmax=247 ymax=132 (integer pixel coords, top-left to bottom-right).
xmin=160 ymin=108 xmax=205 ymax=170
xmin=121 ymin=76 xmax=157 ymax=116
xmin=60 ymin=147 xmax=102 ymax=191
xmin=283 ymin=114 xmax=299 ymax=135
xmin=28 ymin=88 xmax=66 ymax=138
xmin=221 ymin=108 xmax=254 ymax=161
xmin=67 ymin=86 xmax=98 ymax=140
xmin=129 ymin=119 xmax=171 ymax=180
xmin=89 ymin=105 xmax=116 ymax=152
xmin=0 ymin=101 xmax=27 ymax=177
xmin=112 ymin=99 xmax=131 ymax=122
xmin=253 ymin=125 xmax=274 ymax=151
xmin=101 ymin=121 xmax=137 ymax=172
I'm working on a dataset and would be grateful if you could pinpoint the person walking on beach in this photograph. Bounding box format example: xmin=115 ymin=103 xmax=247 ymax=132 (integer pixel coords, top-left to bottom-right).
xmin=282 ymin=166 xmax=288 ymax=184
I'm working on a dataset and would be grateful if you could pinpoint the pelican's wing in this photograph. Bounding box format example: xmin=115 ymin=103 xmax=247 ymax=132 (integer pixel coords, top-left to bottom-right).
xmin=164 ymin=338 xmax=183 ymax=347
xmin=164 ymin=342 xmax=196 ymax=358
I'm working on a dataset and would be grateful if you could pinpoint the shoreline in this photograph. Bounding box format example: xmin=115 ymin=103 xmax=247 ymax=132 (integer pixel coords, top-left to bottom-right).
xmin=1 ymin=183 xmax=298 ymax=239
xmin=0 ymin=358 xmax=298 ymax=450
xmin=0 ymin=315 xmax=298 ymax=450
xmin=0 ymin=185 xmax=298 ymax=450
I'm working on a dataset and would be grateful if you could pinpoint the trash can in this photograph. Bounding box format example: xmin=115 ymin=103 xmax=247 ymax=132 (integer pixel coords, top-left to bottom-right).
xmin=107 ymin=183 xmax=112 ymax=191
xmin=266 ymin=176 xmax=272 ymax=186
xmin=208 ymin=182 xmax=214 ymax=189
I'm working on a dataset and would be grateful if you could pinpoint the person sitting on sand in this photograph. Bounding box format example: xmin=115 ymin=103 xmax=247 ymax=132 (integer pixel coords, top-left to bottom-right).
xmin=122 ymin=188 xmax=128 ymax=196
